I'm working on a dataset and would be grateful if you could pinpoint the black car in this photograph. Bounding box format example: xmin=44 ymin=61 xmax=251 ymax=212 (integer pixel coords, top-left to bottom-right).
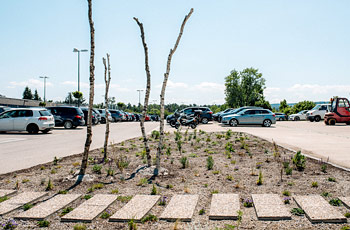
xmin=46 ymin=106 xmax=85 ymax=129
xmin=167 ymin=107 xmax=213 ymax=124
xmin=80 ymin=107 xmax=98 ymax=125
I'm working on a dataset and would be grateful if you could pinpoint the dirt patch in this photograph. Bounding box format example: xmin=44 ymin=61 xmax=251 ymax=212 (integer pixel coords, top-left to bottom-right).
xmin=0 ymin=129 xmax=349 ymax=229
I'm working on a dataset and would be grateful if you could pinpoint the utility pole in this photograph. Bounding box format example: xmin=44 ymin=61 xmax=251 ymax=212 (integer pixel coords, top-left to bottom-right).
xmin=73 ymin=48 xmax=88 ymax=106
xmin=137 ymin=89 xmax=144 ymax=112
xmin=39 ymin=76 xmax=49 ymax=103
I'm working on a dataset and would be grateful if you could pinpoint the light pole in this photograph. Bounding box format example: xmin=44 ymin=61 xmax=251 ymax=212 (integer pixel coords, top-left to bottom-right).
xmin=73 ymin=48 xmax=88 ymax=106
xmin=137 ymin=89 xmax=144 ymax=111
xmin=39 ymin=76 xmax=49 ymax=103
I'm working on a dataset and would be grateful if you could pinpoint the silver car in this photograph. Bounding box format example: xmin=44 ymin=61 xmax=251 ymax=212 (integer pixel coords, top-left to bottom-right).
xmin=221 ymin=108 xmax=276 ymax=127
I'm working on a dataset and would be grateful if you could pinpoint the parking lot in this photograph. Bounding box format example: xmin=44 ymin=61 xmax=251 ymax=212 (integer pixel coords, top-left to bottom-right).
xmin=184 ymin=121 xmax=350 ymax=170
xmin=0 ymin=122 xmax=159 ymax=174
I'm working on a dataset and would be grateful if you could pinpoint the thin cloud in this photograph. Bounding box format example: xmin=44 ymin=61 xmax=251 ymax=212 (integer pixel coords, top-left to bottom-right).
xmin=8 ymin=78 xmax=53 ymax=89
xmin=193 ymin=82 xmax=225 ymax=92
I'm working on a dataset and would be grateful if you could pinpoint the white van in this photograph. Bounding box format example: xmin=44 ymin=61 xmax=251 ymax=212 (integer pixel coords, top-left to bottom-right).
xmin=306 ymin=104 xmax=331 ymax=122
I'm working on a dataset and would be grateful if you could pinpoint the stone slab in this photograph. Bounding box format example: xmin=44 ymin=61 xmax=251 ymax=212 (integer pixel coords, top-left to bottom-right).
xmin=0 ymin=192 xmax=47 ymax=216
xmin=0 ymin=190 xmax=16 ymax=198
xmin=160 ymin=195 xmax=198 ymax=222
xmin=110 ymin=195 xmax=160 ymax=222
xmin=294 ymin=195 xmax=347 ymax=223
xmin=61 ymin=194 xmax=117 ymax=223
xmin=339 ymin=197 xmax=350 ymax=209
xmin=15 ymin=194 xmax=81 ymax=220
xmin=209 ymin=194 xmax=240 ymax=220
xmin=252 ymin=194 xmax=291 ymax=221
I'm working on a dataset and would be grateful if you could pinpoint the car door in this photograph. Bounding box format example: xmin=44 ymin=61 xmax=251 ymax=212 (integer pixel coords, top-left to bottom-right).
xmin=239 ymin=110 xmax=253 ymax=124
xmin=252 ymin=110 xmax=263 ymax=124
xmin=13 ymin=110 xmax=33 ymax=131
xmin=0 ymin=110 xmax=17 ymax=131
xmin=337 ymin=99 xmax=350 ymax=120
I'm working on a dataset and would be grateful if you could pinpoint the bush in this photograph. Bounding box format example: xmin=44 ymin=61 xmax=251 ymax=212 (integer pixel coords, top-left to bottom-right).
xmin=37 ymin=220 xmax=50 ymax=228
xmin=151 ymin=184 xmax=157 ymax=195
xmin=292 ymin=151 xmax=306 ymax=171
xmin=256 ymin=171 xmax=263 ymax=185
xmin=207 ymin=156 xmax=214 ymax=170
xmin=100 ymin=210 xmax=112 ymax=219
xmin=291 ymin=208 xmax=305 ymax=216
xmin=151 ymin=130 xmax=160 ymax=139
xmin=60 ymin=207 xmax=73 ymax=216
xmin=73 ymin=224 xmax=87 ymax=230
xmin=92 ymin=164 xmax=102 ymax=174
xmin=329 ymin=198 xmax=342 ymax=206
xmin=180 ymin=157 xmax=189 ymax=169
xmin=140 ymin=214 xmax=158 ymax=223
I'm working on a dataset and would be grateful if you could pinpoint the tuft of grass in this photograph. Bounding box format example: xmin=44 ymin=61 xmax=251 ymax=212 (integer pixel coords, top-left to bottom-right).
xmin=140 ymin=214 xmax=158 ymax=224
xmin=117 ymin=196 xmax=132 ymax=203
xmin=226 ymin=175 xmax=234 ymax=181
xmin=328 ymin=177 xmax=336 ymax=182
xmin=73 ymin=224 xmax=87 ymax=230
xmin=92 ymin=164 xmax=102 ymax=174
xmin=0 ymin=196 xmax=9 ymax=203
xmin=282 ymin=190 xmax=291 ymax=196
xmin=180 ymin=156 xmax=189 ymax=169
xmin=329 ymin=198 xmax=342 ymax=206
xmin=60 ymin=207 xmax=73 ymax=216
xmin=46 ymin=179 xmax=53 ymax=191
xmin=207 ymin=156 xmax=214 ymax=170
xmin=212 ymin=170 xmax=220 ymax=175
xmin=137 ymin=178 xmax=148 ymax=187
xmin=151 ymin=184 xmax=157 ymax=195
xmin=345 ymin=212 xmax=350 ymax=218
xmin=100 ymin=210 xmax=112 ymax=219
xmin=37 ymin=220 xmax=50 ymax=228
xmin=199 ymin=209 xmax=205 ymax=215
xmin=58 ymin=190 xmax=68 ymax=194
xmin=211 ymin=190 xmax=219 ymax=194
xmin=83 ymin=194 xmax=92 ymax=200
xmin=321 ymin=191 xmax=331 ymax=197
xmin=256 ymin=171 xmax=263 ymax=185
xmin=291 ymin=208 xmax=305 ymax=216
xmin=311 ymin=181 xmax=318 ymax=188
xmin=23 ymin=203 xmax=33 ymax=211
xmin=166 ymin=184 xmax=174 ymax=189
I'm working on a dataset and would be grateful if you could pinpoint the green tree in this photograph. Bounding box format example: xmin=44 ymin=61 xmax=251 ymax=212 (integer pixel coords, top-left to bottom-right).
xmin=279 ymin=99 xmax=289 ymax=111
xmin=33 ymin=89 xmax=41 ymax=101
xmin=117 ymin=102 xmax=125 ymax=110
xmin=292 ymin=101 xmax=316 ymax=114
xmin=22 ymin=86 xmax=33 ymax=99
xmin=72 ymin=91 xmax=83 ymax=100
xmin=224 ymin=68 xmax=267 ymax=108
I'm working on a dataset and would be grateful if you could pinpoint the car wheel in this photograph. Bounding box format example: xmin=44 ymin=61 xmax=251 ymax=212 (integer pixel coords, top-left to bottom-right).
xmin=27 ymin=124 xmax=39 ymax=134
xmin=314 ymin=116 xmax=321 ymax=122
xmin=170 ymin=120 xmax=176 ymax=127
xmin=64 ymin=121 xmax=73 ymax=129
xmin=263 ymin=119 xmax=272 ymax=127
xmin=42 ymin=129 xmax=51 ymax=134
xmin=295 ymin=116 xmax=300 ymax=121
xmin=229 ymin=119 xmax=238 ymax=127
xmin=190 ymin=123 xmax=197 ymax=129
xmin=175 ymin=123 xmax=180 ymax=129
xmin=278 ymin=117 xmax=283 ymax=121
xmin=201 ymin=118 xmax=209 ymax=124
xmin=329 ymin=119 xmax=336 ymax=125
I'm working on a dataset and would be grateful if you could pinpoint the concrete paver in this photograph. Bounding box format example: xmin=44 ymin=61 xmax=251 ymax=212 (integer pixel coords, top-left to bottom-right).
xmin=339 ymin=197 xmax=350 ymax=209
xmin=0 ymin=192 xmax=47 ymax=216
xmin=294 ymin=195 xmax=347 ymax=223
xmin=109 ymin=195 xmax=160 ymax=222
xmin=0 ymin=190 xmax=16 ymax=198
xmin=15 ymin=194 xmax=81 ymax=220
xmin=209 ymin=194 xmax=240 ymax=220
xmin=252 ymin=194 xmax=291 ymax=220
xmin=61 ymin=194 xmax=117 ymax=222
xmin=160 ymin=195 xmax=199 ymax=222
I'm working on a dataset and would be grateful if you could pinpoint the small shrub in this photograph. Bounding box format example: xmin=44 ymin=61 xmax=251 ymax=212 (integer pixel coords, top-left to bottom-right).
xmin=117 ymin=196 xmax=132 ymax=203
xmin=207 ymin=156 xmax=214 ymax=170
xmin=0 ymin=196 xmax=9 ymax=203
xmin=285 ymin=167 xmax=293 ymax=175
xmin=116 ymin=155 xmax=130 ymax=173
xmin=291 ymin=208 xmax=305 ymax=216
xmin=45 ymin=179 xmax=53 ymax=191
xmin=60 ymin=207 xmax=73 ymax=216
xmin=166 ymin=147 xmax=171 ymax=156
xmin=73 ymin=224 xmax=87 ymax=230
xmin=93 ymin=183 xmax=104 ymax=190
xmin=243 ymin=198 xmax=253 ymax=207
xmin=321 ymin=164 xmax=327 ymax=173
xmin=141 ymin=214 xmax=158 ymax=224
xmin=282 ymin=190 xmax=291 ymax=196
xmin=345 ymin=212 xmax=350 ymax=218
xmin=83 ymin=194 xmax=92 ymax=200
xmin=23 ymin=203 xmax=33 ymax=211
xmin=137 ymin=178 xmax=148 ymax=187
xmin=199 ymin=209 xmax=205 ymax=215
xmin=50 ymin=169 xmax=56 ymax=174
xmin=329 ymin=198 xmax=342 ymax=206
xmin=151 ymin=130 xmax=160 ymax=139
xmin=92 ymin=164 xmax=102 ymax=174
xmin=53 ymin=156 xmax=58 ymax=165
xmin=37 ymin=220 xmax=50 ymax=228
xmin=128 ymin=219 xmax=137 ymax=230
xmin=256 ymin=171 xmax=263 ymax=185
xmin=158 ymin=196 xmax=167 ymax=206
xmin=226 ymin=175 xmax=233 ymax=181
xmin=213 ymin=170 xmax=220 ymax=175
xmin=282 ymin=161 xmax=290 ymax=169
xmin=292 ymin=151 xmax=306 ymax=171
xmin=58 ymin=190 xmax=68 ymax=194
xmin=311 ymin=181 xmax=318 ymax=188
xmin=151 ymin=184 xmax=157 ymax=195
xmin=328 ymin=177 xmax=336 ymax=182
xmin=2 ymin=219 xmax=17 ymax=229
xmin=283 ymin=197 xmax=291 ymax=204
xmin=321 ymin=191 xmax=331 ymax=197
xmin=100 ymin=210 xmax=111 ymax=219
xmin=180 ymin=157 xmax=189 ymax=169
xmin=106 ymin=168 xmax=114 ymax=177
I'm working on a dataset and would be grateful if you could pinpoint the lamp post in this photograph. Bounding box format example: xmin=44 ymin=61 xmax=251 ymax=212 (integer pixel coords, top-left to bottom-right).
xmin=137 ymin=89 xmax=144 ymax=112
xmin=39 ymin=76 xmax=49 ymax=103
xmin=73 ymin=48 xmax=88 ymax=106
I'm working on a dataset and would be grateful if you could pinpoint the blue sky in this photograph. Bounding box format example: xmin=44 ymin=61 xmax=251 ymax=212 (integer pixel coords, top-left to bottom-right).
xmin=1 ymin=0 xmax=350 ymax=105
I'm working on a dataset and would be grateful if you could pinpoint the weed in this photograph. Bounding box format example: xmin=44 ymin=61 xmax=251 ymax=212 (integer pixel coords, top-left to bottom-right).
xmin=311 ymin=181 xmax=318 ymax=188
xmin=285 ymin=167 xmax=293 ymax=175
xmin=207 ymin=156 xmax=214 ymax=170
xmin=40 ymin=166 xmax=46 ymax=170
xmin=283 ymin=197 xmax=291 ymax=204
xmin=328 ymin=177 xmax=336 ymax=182
xmin=151 ymin=184 xmax=157 ymax=195
xmin=211 ymin=190 xmax=219 ymax=194
xmin=73 ymin=224 xmax=87 ymax=230
xmin=106 ymin=168 xmax=114 ymax=177
xmin=100 ymin=210 xmax=111 ymax=219
xmin=292 ymin=151 xmax=306 ymax=171
xmin=58 ymin=190 xmax=68 ymax=194
xmin=256 ymin=171 xmax=263 ymax=185
xmin=117 ymin=196 xmax=132 ymax=203
xmin=180 ymin=156 xmax=189 ymax=169
xmin=116 ymin=155 xmax=130 ymax=173
xmin=92 ymin=164 xmax=102 ymax=174
xmin=128 ymin=219 xmax=137 ymax=230
xmin=158 ymin=196 xmax=167 ymax=206
xmin=37 ymin=220 xmax=50 ymax=228
xmin=166 ymin=184 xmax=173 ymax=189
xmin=345 ymin=212 xmax=350 ymax=218
xmin=189 ymin=153 xmax=198 ymax=158
xmin=151 ymin=130 xmax=160 ymax=139
xmin=166 ymin=147 xmax=171 ymax=156
xmin=256 ymin=162 xmax=263 ymax=169
xmin=230 ymin=160 xmax=236 ymax=164
xmin=321 ymin=164 xmax=327 ymax=173
xmin=0 ymin=196 xmax=9 ymax=203
xmin=141 ymin=214 xmax=158 ymax=223
xmin=2 ymin=219 xmax=17 ymax=229
xmin=53 ymin=156 xmax=58 ymax=165
xmin=321 ymin=191 xmax=331 ymax=197
xmin=60 ymin=207 xmax=73 ymax=216
xmin=137 ymin=178 xmax=148 ymax=187
xmin=329 ymin=198 xmax=342 ymax=206
xmin=50 ymin=169 xmax=56 ymax=174
xmin=243 ymin=198 xmax=253 ymax=207
xmin=282 ymin=190 xmax=291 ymax=196
xmin=23 ymin=203 xmax=33 ymax=211
xmin=204 ymin=184 xmax=208 ymax=188
xmin=83 ymin=194 xmax=92 ymax=200
xmin=46 ymin=179 xmax=53 ymax=191
xmin=226 ymin=175 xmax=234 ymax=181
xmin=199 ymin=209 xmax=205 ymax=215
xmin=291 ymin=208 xmax=305 ymax=216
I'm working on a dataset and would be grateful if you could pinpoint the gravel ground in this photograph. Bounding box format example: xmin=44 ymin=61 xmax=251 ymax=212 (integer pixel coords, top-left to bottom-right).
xmin=0 ymin=129 xmax=349 ymax=230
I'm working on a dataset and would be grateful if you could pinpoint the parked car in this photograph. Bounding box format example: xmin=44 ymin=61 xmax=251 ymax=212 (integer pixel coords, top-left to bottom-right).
xmin=109 ymin=109 xmax=123 ymax=122
xmin=46 ymin=106 xmax=85 ymax=129
xmin=80 ymin=107 xmax=98 ymax=125
xmin=167 ymin=107 xmax=213 ymax=124
xmin=221 ymin=108 xmax=276 ymax=127
xmin=97 ymin=109 xmax=113 ymax=123
xmin=213 ymin=108 xmax=234 ymax=121
xmin=219 ymin=106 xmax=262 ymax=123
xmin=306 ymin=104 xmax=331 ymax=122
xmin=275 ymin=113 xmax=288 ymax=121
xmin=92 ymin=108 xmax=101 ymax=124
xmin=150 ymin=114 xmax=160 ymax=121
xmin=0 ymin=108 xmax=54 ymax=134
xmin=289 ymin=110 xmax=308 ymax=121
xmin=0 ymin=106 xmax=10 ymax=114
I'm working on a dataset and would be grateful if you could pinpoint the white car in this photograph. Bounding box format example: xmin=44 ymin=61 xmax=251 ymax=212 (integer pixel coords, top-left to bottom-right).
xmin=0 ymin=108 xmax=55 ymax=134
xmin=289 ymin=110 xmax=308 ymax=121
xmin=306 ymin=104 xmax=331 ymax=122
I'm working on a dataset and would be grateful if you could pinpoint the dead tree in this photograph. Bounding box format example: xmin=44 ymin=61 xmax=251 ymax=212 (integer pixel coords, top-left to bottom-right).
xmin=133 ymin=17 xmax=152 ymax=167
xmin=156 ymin=8 xmax=194 ymax=174
xmin=103 ymin=54 xmax=111 ymax=160
xmin=79 ymin=0 xmax=95 ymax=175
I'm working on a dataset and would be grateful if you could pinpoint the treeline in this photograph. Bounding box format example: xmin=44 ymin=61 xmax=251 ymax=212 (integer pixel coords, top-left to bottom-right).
xmin=278 ymin=99 xmax=316 ymax=115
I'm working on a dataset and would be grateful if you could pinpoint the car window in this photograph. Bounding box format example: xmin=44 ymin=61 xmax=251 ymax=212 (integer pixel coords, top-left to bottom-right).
xmin=183 ymin=109 xmax=192 ymax=114
xmin=320 ymin=105 xmax=327 ymax=110
xmin=17 ymin=110 xmax=33 ymax=117
xmin=39 ymin=110 xmax=51 ymax=116
xmin=0 ymin=110 xmax=15 ymax=119
xmin=338 ymin=99 xmax=349 ymax=108
xmin=244 ymin=110 xmax=254 ymax=115
xmin=261 ymin=110 xmax=269 ymax=114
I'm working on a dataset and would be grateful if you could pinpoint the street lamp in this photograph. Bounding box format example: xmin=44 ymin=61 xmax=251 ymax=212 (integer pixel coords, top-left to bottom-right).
xmin=39 ymin=76 xmax=49 ymax=103
xmin=73 ymin=48 xmax=88 ymax=106
xmin=137 ymin=89 xmax=144 ymax=111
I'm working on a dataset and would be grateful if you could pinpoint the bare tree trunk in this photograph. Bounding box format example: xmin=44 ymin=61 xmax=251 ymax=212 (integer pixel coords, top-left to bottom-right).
xmin=133 ymin=17 xmax=152 ymax=167
xmin=103 ymin=54 xmax=111 ymax=160
xmin=79 ymin=0 xmax=95 ymax=175
xmin=156 ymin=8 xmax=194 ymax=174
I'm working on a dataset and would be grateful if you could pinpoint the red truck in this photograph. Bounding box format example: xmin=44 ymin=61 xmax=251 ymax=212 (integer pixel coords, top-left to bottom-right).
xmin=324 ymin=97 xmax=350 ymax=125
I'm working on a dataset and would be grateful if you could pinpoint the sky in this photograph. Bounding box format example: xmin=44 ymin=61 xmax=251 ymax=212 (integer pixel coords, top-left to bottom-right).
xmin=0 ymin=0 xmax=350 ymax=105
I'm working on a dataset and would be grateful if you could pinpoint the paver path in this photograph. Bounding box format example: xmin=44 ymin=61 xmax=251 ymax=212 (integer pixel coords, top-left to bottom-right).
xmin=252 ymin=194 xmax=291 ymax=220
xmin=15 ymin=194 xmax=81 ymax=220
xmin=339 ymin=197 xmax=350 ymax=209
xmin=209 ymin=194 xmax=240 ymax=220
xmin=61 ymin=194 xmax=117 ymax=223
xmin=110 ymin=195 xmax=160 ymax=222
xmin=0 ymin=192 xmax=47 ymax=216
xmin=0 ymin=189 xmax=16 ymax=198
xmin=294 ymin=195 xmax=347 ymax=223
xmin=160 ymin=195 xmax=199 ymax=222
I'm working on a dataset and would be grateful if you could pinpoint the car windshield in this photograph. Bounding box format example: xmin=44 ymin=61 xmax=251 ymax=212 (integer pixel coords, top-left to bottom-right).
xmin=311 ymin=105 xmax=321 ymax=110
xmin=39 ymin=110 xmax=51 ymax=116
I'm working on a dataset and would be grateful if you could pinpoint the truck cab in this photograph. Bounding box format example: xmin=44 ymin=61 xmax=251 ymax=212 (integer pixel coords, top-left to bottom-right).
xmin=324 ymin=97 xmax=350 ymax=125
